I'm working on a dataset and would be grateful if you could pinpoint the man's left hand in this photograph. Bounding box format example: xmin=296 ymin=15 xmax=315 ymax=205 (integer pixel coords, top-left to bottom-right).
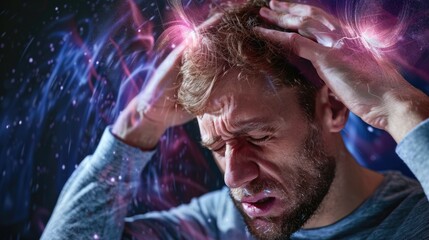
xmin=255 ymin=0 xmax=429 ymax=142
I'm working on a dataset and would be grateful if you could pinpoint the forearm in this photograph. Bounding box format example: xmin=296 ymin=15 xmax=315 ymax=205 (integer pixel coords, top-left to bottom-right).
xmin=396 ymin=118 xmax=429 ymax=199
xmin=384 ymin=82 xmax=429 ymax=197
xmin=41 ymin=128 xmax=155 ymax=240
xmin=111 ymin=103 xmax=167 ymax=150
xmin=384 ymin=85 xmax=429 ymax=143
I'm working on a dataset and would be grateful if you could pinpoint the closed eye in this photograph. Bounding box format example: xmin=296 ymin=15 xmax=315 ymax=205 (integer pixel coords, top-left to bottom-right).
xmin=211 ymin=144 xmax=226 ymax=154
xmin=249 ymin=135 xmax=271 ymax=143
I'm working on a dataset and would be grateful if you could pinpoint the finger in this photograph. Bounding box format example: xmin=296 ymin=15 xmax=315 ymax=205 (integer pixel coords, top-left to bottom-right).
xmin=270 ymin=1 xmax=313 ymax=16
xmin=260 ymin=8 xmax=327 ymax=32
xmin=254 ymin=26 xmax=327 ymax=61
xmin=260 ymin=7 xmax=331 ymax=32
xmin=269 ymin=0 xmax=340 ymax=31
xmin=259 ymin=8 xmax=337 ymax=46
xmin=260 ymin=8 xmax=302 ymax=29
xmin=197 ymin=12 xmax=223 ymax=31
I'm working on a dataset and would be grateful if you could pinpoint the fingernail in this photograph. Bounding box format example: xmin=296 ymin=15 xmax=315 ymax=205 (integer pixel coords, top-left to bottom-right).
xmin=269 ymin=0 xmax=278 ymax=7
xmin=270 ymin=0 xmax=288 ymax=8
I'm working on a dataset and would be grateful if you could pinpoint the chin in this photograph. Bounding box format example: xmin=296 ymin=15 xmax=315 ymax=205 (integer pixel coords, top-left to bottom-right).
xmin=246 ymin=217 xmax=289 ymax=240
xmin=233 ymin=123 xmax=337 ymax=239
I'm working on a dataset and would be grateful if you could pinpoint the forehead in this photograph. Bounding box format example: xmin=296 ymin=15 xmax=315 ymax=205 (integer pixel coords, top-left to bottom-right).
xmin=198 ymin=69 xmax=303 ymax=130
xmin=204 ymin=70 xmax=285 ymax=111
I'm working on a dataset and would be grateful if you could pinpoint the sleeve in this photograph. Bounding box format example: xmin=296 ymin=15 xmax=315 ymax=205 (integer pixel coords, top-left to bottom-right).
xmin=40 ymin=128 xmax=233 ymax=240
xmin=396 ymin=118 xmax=429 ymax=198
xmin=40 ymin=127 xmax=156 ymax=240
xmin=121 ymin=189 xmax=228 ymax=240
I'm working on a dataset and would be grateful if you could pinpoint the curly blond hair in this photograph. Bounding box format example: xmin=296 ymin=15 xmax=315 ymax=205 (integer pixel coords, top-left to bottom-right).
xmin=178 ymin=0 xmax=321 ymax=119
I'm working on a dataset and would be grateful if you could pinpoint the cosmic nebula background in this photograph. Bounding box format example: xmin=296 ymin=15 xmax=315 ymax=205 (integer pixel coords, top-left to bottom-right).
xmin=1 ymin=0 xmax=428 ymax=239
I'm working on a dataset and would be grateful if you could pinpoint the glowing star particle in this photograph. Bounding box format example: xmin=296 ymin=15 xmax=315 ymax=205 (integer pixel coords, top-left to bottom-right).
xmin=352 ymin=28 xmax=393 ymax=58
xmin=341 ymin=0 xmax=408 ymax=60
xmin=359 ymin=27 xmax=390 ymax=55
xmin=182 ymin=28 xmax=199 ymax=47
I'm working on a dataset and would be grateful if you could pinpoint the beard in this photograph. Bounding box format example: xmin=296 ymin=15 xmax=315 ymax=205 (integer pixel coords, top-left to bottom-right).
xmin=230 ymin=124 xmax=336 ymax=240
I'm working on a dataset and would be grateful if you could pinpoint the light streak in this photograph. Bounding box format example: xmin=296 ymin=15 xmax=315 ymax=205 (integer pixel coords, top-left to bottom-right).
xmin=1 ymin=0 xmax=428 ymax=237
xmin=1 ymin=0 xmax=224 ymax=235
xmin=340 ymin=0 xmax=409 ymax=58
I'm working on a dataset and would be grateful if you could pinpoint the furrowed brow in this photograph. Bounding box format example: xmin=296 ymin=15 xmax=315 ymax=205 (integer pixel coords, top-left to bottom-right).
xmin=200 ymin=119 xmax=277 ymax=149
xmin=231 ymin=119 xmax=277 ymax=134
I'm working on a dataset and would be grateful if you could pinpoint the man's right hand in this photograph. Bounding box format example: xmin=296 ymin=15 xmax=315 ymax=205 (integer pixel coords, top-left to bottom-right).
xmin=111 ymin=13 xmax=222 ymax=150
xmin=111 ymin=42 xmax=192 ymax=150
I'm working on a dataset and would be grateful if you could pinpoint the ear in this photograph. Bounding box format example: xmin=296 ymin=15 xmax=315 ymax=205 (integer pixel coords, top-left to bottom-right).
xmin=316 ymin=85 xmax=349 ymax=132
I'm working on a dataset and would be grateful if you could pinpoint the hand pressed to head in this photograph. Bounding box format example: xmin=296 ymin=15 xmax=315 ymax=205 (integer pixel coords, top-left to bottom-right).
xmin=255 ymin=0 xmax=429 ymax=142
xmin=113 ymin=0 xmax=427 ymax=238
xmin=176 ymin=1 xmax=356 ymax=236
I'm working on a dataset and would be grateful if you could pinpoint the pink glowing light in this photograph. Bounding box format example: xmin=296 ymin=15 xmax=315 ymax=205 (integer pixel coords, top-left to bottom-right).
xmin=355 ymin=21 xmax=406 ymax=58
xmin=360 ymin=27 xmax=387 ymax=50
xmin=156 ymin=17 xmax=200 ymax=51
xmin=340 ymin=0 xmax=409 ymax=59
xmin=127 ymin=0 xmax=155 ymax=52
xmin=154 ymin=0 xmax=213 ymax=51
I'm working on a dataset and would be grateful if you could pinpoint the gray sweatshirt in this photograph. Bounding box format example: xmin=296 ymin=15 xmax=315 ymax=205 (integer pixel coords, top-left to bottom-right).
xmin=41 ymin=119 xmax=429 ymax=239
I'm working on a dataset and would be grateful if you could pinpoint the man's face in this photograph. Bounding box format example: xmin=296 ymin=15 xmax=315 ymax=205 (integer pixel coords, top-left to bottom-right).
xmin=197 ymin=70 xmax=336 ymax=239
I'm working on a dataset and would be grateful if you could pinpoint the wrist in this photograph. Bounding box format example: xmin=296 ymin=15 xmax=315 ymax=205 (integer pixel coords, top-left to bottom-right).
xmin=384 ymin=87 xmax=429 ymax=143
xmin=111 ymin=111 xmax=166 ymax=150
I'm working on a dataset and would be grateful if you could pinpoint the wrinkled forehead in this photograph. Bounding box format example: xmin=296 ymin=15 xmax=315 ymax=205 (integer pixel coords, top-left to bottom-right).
xmin=202 ymin=69 xmax=284 ymax=113
xmin=197 ymin=72 xmax=302 ymax=130
xmin=196 ymin=76 xmax=304 ymax=145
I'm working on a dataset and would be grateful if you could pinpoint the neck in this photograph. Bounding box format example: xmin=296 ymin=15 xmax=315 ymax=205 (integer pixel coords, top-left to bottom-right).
xmin=303 ymin=137 xmax=384 ymax=229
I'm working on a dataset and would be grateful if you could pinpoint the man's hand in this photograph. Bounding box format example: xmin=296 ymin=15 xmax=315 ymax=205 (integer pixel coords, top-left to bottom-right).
xmin=255 ymin=0 xmax=429 ymax=142
xmin=112 ymin=13 xmax=222 ymax=150
xmin=111 ymin=43 xmax=192 ymax=150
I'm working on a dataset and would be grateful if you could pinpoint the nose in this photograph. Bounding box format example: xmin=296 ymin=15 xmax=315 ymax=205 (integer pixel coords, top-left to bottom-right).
xmin=223 ymin=144 xmax=259 ymax=188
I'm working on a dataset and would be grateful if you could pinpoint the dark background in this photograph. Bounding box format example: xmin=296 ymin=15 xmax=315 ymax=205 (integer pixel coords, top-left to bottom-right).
xmin=1 ymin=0 xmax=428 ymax=239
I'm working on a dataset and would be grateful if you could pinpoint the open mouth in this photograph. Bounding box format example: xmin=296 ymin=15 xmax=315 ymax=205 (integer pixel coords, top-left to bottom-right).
xmin=241 ymin=197 xmax=276 ymax=218
xmin=253 ymin=197 xmax=275 ymax=206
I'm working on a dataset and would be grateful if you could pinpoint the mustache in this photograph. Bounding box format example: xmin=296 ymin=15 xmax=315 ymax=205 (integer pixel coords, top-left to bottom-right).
xmin=229 ymin=179 xmax=285 ymax=201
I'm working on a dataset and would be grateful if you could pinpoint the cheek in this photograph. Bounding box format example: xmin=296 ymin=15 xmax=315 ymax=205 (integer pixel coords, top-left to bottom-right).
xmin=254 ymin=142 xmax=305 ymax=176
xmin=212 ymin=143 xmax=263 ymax=174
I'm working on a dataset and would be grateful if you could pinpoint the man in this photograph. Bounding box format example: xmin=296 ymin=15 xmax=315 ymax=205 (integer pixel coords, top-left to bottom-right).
xmin=41 ymin=0 xmax=429 ymax=239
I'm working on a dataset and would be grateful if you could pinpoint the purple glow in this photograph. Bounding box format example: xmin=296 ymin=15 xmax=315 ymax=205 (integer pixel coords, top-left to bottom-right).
xmin=0 ymin=0 xmax=428 ymax=238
